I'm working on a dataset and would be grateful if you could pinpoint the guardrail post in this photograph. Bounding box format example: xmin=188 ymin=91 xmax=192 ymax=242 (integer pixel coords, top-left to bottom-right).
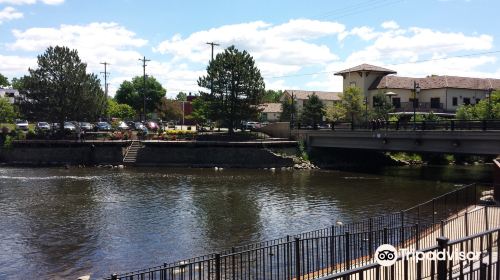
xmin=345 ymin=232 xmax=351 ymax=270
xmin=436 ymin=237 xmax=449 ymax=280
xmin=479 ymin=261 xmax=487 ymax=280
xmin=295 ymin=237 xmax=301 ymax=280
xmin=215 ymin=253 xmax=221 ymax=280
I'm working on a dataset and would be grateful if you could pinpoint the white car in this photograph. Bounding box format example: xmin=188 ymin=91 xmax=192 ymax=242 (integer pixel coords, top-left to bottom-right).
xmin=64 ymin=122 xmax=76 ymax=131
xmin=15 ymin=119 xmax=29 ymax=131
xmin=117 ymin=121 xmax=129 ymax=130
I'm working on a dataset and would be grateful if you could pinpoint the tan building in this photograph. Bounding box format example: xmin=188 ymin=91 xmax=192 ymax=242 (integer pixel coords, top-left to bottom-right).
xmin=259 ymin=103 xmax=282 ymax=122
xmin=0 ymin=87 xmax=20 ymax=104
xmin=281 ymin=90 xmax=341 ymax=113
xmin=334 ymin=64 xmax=500 ymax=113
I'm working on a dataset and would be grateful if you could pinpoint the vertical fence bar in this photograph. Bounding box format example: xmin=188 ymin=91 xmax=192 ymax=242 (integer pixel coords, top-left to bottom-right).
xmin=345 ymin=232 xmax=351 ymax=270
xmin=215 ymin=254 xmax=221 ymax=280
xmin=295 ymin=237 xmax=301 ymax=280
xmin=436 ymin=237 xmax=449 ymax=280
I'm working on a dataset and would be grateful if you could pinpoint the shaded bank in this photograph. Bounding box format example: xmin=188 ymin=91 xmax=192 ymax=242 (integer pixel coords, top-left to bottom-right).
xmin=0 ymin=140 xmax=296 ymax=168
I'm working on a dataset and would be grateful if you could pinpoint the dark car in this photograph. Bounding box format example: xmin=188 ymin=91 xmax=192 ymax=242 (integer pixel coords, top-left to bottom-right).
xmin=96 ymin=122 xmax=112 ymax=131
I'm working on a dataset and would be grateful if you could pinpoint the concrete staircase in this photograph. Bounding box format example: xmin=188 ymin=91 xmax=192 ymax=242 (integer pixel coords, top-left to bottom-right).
xmin=123 ymin=141 xmax=142 ymax=164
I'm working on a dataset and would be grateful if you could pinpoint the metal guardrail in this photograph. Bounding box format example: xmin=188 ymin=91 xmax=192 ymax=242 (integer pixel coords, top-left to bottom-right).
xmin=104 ymin=183 xmax=492 ymax=280
xmin=292 ymin=120 xmax=500 ymax=131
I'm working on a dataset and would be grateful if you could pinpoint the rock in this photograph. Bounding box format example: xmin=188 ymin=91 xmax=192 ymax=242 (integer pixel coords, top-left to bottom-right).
xmin=118 ymin=165 xmax=124 ymax=169
xmin=77 ymin=276 xmax=90 ymax=280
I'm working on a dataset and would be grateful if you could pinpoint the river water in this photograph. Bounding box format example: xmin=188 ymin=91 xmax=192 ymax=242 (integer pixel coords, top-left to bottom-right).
xmin=0 ymin=165 xmax=492 ymax=279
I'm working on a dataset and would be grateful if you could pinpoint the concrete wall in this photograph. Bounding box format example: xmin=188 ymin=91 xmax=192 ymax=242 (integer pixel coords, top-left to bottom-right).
xmin=0 ymin=142 xmax=126 ymax=165
xmin=136 ymin=142 xmax=295 ymax=168
xmin=256 ymin=122 xmax=291 ymax=138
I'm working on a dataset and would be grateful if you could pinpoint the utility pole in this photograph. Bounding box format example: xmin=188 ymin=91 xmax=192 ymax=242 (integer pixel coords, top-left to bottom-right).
xmin=100 ymin=62 xmax=110 ymax=121
xmin=206 ymin=42 xmax=219 ymax=96
xmin=139 ymin=56 xmax=151 ymax=121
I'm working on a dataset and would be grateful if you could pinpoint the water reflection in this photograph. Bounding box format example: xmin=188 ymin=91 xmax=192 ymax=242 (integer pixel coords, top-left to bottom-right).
xmin=0 ymin=165 xmax=490 ymax=279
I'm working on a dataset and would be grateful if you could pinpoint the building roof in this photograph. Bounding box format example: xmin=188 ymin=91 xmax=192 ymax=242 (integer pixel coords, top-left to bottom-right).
xmin=259 ymin=103 xmax=282 ymax=113
xmin=283 ymin=90 xmax=341 ymax=101
xmin=334 ymin=64 xmax=397 ymax=75
xmin=369 ymin=75 xmax=500 ymax=91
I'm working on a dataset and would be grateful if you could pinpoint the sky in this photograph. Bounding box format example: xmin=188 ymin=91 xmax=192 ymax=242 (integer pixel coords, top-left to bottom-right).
xmin=0 ymin=0 xmax=499 ymax=98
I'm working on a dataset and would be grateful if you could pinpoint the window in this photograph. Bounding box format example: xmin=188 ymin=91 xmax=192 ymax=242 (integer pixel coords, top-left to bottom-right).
xmin=452 ymin=97 xmax=458 ymax=106
xmin=349 ymin=81 xmax=356 ymax=88
xmin=430 ymin=98 xmax=441 ymax=109
xmin=476 ymin=98 xmax=481 ymax=104
xmin=392 ymin=98 xmax=401 ymax=108
xmin=463 ymin=98 xmax=471 ymax=105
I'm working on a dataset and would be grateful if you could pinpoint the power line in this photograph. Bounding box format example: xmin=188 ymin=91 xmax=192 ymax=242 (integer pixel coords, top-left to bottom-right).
xmin=264 ymin=50 xmax=500 ymax=79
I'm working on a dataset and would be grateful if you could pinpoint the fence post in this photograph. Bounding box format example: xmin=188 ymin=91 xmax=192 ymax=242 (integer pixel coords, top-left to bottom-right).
xmin=345 ymin=232 xmax=351 ymax=270
xmin=464 ymin=211 xmax=469 ymax=236
xmin=415 ymin=223 xmax=420 ymax=250
xmin=436 ymin=237 xmax=449 ymax=280
xmin=368 ymin=218 xmax=373 ymax=257
xmin=479 ymin=261 xmax=487 ymax=280
xmin=432 ymin=199 xmax=436 ymax=224
xmin=400 ymin=211 xmax=405 ymax=246
xmin=484 ymin=207 xmax=489 ymax=230
xmin=163 ymin=262 xmax=167 ymax=280
xmin=295 ymin=237 xmax=301 ymax=280
xmin=451 ymin=120 xmax=455 ymax=131
xmin=440 ymin=220 xmax=445 ymax=236
xmin=111 ymin=274 xmax=118 ymax=280
xmin=215 ymin=253 xmax=221 ymax=280
xmin=231 ymin=247 xmax=236 ymax=280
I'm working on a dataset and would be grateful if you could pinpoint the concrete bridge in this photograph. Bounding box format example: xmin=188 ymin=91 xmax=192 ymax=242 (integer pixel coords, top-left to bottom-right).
xmin=293 ymin=129 xmax=500 ymax=155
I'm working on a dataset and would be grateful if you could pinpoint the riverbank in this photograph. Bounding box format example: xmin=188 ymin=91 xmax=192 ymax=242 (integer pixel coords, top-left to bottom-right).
xmin=0 ymin=140 xmax=298 ymax=168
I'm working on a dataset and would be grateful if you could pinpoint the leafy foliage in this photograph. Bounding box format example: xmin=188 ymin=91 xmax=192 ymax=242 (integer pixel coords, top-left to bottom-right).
xmin=371 ymin=92 xmax=394 ymax=119
xmin=107 ymin=99 xmax=136 ymax=120
xmin=197 ymin=46 xmax=265 ymax=134
xmin=18 ymin=46 xmax=106 ymax=125
xmin=156 ymin=98 xmax=182 ymax=121
xmin=190 ymin=97 xmax=210 ymax=124
xmin=280 ymin=95 xmax=296 ymax=121
xmin=339 ymin=86 xmax=364 ymax=123
xmin=301 ymin=94 xmax=325 ymax=125
xmin=324 ymin=102 xmax=346 ymax=122
xmin=456 ymin=90 xmax=500 ymax=120
xmin=176 ymin=92 xmax=188 ymax=101
xmin=0 ymin=97 xmax=17 ymax=123
xmin=0 ymin=73 xmax=9 ymax=87
xmin=262 ymin=89 xmax=283 ymax=103
xmin=115 ymin=76 xmax=166 ymax=118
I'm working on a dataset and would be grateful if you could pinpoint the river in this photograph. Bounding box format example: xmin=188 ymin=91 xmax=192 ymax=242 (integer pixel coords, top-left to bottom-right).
xmin=0 ymin=165 xmax=492 ymax=279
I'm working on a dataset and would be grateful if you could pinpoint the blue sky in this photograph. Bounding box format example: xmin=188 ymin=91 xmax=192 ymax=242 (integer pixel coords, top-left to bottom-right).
xmin=0 ymin=0 xmax=499 ymax=97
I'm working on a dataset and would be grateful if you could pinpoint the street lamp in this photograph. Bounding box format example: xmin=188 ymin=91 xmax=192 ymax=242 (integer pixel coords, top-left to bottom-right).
xmin=413 ymin=81 xmax=421 ymax=129
xmin=363 ymin=97 xmax=368 ymax=128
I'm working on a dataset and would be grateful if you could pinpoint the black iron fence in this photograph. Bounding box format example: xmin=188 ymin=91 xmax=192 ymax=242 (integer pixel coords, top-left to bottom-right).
xmin=292 ymin=119 xmax=500 ymax=131
xmin=104 ymin=184 xmax=493 ymax=280
xmin=327 ymin=226 xmax=500 ymax=280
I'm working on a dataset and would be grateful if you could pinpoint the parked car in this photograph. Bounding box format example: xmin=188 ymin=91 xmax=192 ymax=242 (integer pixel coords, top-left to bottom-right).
xmin=96 ymin=122 xmax=112 ymax=131
xmin=64 ymin=122 xmax=76 ymax=131
xmin=146 ymin=121 xmax=159 ymax=131
xmin=15 ymin=119 xmax=29 ymax=131
xmin=36 ymin=122 xmax=51 ymax=131
xmin=51 ymin=123 xmax=61 ymax=130
xmin=134 ymin=122 xmax=145 ymax=130
xmin=117 ymin=121 xmax=129 ymax=130
xmin=79 ymin=122 xmax=93 ymax=131
xmin=243 ymin=121 xmax=260 ymax=130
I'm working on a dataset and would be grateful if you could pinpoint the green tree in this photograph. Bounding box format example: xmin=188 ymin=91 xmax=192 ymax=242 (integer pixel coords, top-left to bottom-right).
xmin=372 ymin=92 xmax=394 ymax=119
xmin=176 ymin=92 xmax=188 ymax=101
xmin=340 ymin=87 xmax=364 ymax=124
xmin=190 ymin=97 xmax=210 ymax=125
xmin=156 ymin=98 xmax=182 ymax=121
xmin=115 ymin=76 xmax=166 ymax=119
xmin=18 ymin=46 xmax=106 ymax=127
xmin=301 ymin=94 xmax=325 ymax=126
xmin=263 ymin=89 xmax=283 ymax=103
xmin=0 ymin=98 xmax=17 ymax=123
xmin=10 ymin=77 xmax=24 ymax=90
xmin=456 ymin=91 xmax=500 ymax=120
xmin=280 ymin=95 xmax=296 ymax=122
xmin=107 ymin=99 xmax=136 ymax=120
xmin=197 ymin=45 xmax=265 ymax=134
xmin=0 ymin=73 xmax=9 ymax=87
xmin=325 ymin=102 xmax=346 ymax=123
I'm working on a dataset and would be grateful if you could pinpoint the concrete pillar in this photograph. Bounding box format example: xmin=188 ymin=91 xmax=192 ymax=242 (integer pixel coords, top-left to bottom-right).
xmin=494 ymin=158 xmax=500 ymax=201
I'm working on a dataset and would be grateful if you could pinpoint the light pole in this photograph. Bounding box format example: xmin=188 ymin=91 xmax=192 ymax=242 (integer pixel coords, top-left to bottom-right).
xmin=363 ymin=97 xmax=368 ymax=128
xmin=486 ymin=88 xmax=493 ymax=120
xmin=413 ymin=81 xmax=421 ymax=129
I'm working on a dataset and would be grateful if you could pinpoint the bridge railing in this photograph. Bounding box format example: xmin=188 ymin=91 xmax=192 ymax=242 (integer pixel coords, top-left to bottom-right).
xmin=292 ymin=119 xmax=500 ymax=131
xmin=104 ymin=183 xmax=492 ymax=280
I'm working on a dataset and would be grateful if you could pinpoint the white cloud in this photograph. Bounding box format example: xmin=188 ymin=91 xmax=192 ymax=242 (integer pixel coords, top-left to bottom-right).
xmin=0 ymin=0 xmax=63 ymax=5
xmin=0 ymin=6 xmax=23 ymax=24
xmin=0 ymin=54 xmax=36 ymax=74
xmin=381 ymin=20 xmax=399 ymax=29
